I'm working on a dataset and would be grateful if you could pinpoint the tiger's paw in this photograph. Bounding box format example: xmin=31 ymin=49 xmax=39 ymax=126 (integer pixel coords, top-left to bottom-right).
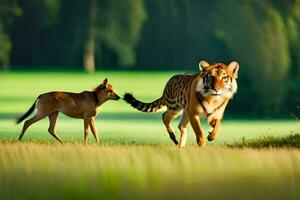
xmin=207 ymin=132 xmax=216 ymax=141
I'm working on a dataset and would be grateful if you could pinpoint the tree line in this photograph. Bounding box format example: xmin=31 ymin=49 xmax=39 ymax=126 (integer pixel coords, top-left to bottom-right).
xmin=0 ymin=0 xmax=299 ymax=116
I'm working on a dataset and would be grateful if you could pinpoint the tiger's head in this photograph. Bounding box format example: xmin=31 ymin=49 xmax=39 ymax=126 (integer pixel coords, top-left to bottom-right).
xmin=196 ymin=60 xmax=239 ymax=99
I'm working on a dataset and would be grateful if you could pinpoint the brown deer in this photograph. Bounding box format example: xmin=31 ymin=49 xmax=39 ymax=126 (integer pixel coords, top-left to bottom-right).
xmin=16 ymin=78 xmax=120 ymax=144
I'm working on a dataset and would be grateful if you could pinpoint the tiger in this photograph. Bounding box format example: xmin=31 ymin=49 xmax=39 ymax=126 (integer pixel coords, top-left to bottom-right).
xmin=123 ymin=60 xmax=239 ymax=147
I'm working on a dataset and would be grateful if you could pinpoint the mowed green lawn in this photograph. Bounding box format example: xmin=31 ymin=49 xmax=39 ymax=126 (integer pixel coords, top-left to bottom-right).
xmin=0 ymin=71 xmax=300 ymax=200
xmin=0 ymin=71 xmax=299 ymax=145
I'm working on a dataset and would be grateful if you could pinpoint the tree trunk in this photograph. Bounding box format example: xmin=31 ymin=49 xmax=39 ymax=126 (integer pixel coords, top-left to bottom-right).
xmin=83 ymin=28 xmax=95 ymax=73
xmin=83 ymin=0 xmax=96 ymax=73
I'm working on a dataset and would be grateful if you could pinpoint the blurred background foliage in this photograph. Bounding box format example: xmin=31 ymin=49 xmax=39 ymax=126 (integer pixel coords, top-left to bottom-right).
xmin=0 ymin=0 xmax=299 ymax=116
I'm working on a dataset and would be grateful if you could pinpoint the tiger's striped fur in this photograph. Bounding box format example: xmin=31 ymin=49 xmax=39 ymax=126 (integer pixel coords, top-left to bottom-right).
xmin=124 ymin=60 xmax=239 ymax=147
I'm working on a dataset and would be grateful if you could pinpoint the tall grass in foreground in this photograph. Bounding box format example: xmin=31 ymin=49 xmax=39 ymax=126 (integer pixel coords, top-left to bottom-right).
xmin=0 ymin=143 xmax=299 ymax=200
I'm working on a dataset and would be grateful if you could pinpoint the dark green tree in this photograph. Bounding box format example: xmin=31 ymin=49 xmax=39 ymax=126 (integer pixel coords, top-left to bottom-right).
xmin=10 ymin=0 xmax=59 ymax=68
xmin=79 ymin=0 xmax=146 ymax=72
xmin=0 ymin=0 xmax=21 ymax=70
xmin=214 ymin=0 xmax=290 ymax=113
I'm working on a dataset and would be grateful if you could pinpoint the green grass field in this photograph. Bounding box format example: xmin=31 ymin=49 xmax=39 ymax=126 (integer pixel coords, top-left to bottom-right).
xmin=0 ymin=71 xmax=300 ymax=199
xmin=0 ymin=71 xmax=299 ymax=145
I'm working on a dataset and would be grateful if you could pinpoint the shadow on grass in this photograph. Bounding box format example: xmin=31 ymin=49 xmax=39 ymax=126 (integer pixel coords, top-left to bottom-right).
xmin=227 ymin=134 xmax=300 ymax=148
xmin=0 ymin=112 xmax=164 ymax=121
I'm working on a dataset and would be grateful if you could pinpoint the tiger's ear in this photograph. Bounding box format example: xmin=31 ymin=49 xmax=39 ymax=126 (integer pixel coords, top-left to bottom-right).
xmin=199 ymin=60 xmax=210 ymax=71
xmin=227 ymin=61 xmax=239 ymax=79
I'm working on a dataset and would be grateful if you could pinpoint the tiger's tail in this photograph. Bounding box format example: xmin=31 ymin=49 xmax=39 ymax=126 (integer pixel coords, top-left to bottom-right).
xmin=123 ymin=93 xmax=164 ymax=112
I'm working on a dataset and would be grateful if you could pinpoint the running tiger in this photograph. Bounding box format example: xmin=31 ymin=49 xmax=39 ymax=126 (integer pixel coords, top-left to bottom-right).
xmin=124 ymin=60 xmax=239 ymax=147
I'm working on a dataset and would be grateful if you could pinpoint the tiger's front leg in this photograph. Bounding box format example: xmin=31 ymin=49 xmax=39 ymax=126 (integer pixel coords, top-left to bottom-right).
xmin=207 ymin=119 xmax=221 ymax=141
xmin=188 ymin=113 xmax=206 ymax=147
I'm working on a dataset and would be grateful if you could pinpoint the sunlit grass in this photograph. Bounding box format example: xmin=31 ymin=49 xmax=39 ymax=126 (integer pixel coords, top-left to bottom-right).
xmin=1 ymin=71 xmax=300 ymax=199
xmin=0 ymin=71 xmax=179 ymax=114
xmin=0 ymin=118 xmax=299 ymax=146
xmin=0 ymin=143 xmax=299 ymax=200
xmin=0 ymin=71 xmax=299 ymax=145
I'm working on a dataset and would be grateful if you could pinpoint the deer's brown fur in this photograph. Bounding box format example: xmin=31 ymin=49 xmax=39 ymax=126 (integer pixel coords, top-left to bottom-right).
xmin=17 ymin=78 xmax=120 ymax=144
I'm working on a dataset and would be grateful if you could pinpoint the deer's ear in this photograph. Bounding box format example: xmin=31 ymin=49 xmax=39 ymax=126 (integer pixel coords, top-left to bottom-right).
xmin=227 ymin=61 xmax=239 ymax=79
xmin=199 ymin=60 xmax=210 ymax=71
xmin=102 ymin=78 xmax=108 ymax=88
xmin=99 ymin=78 xmax=108 ymax=89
